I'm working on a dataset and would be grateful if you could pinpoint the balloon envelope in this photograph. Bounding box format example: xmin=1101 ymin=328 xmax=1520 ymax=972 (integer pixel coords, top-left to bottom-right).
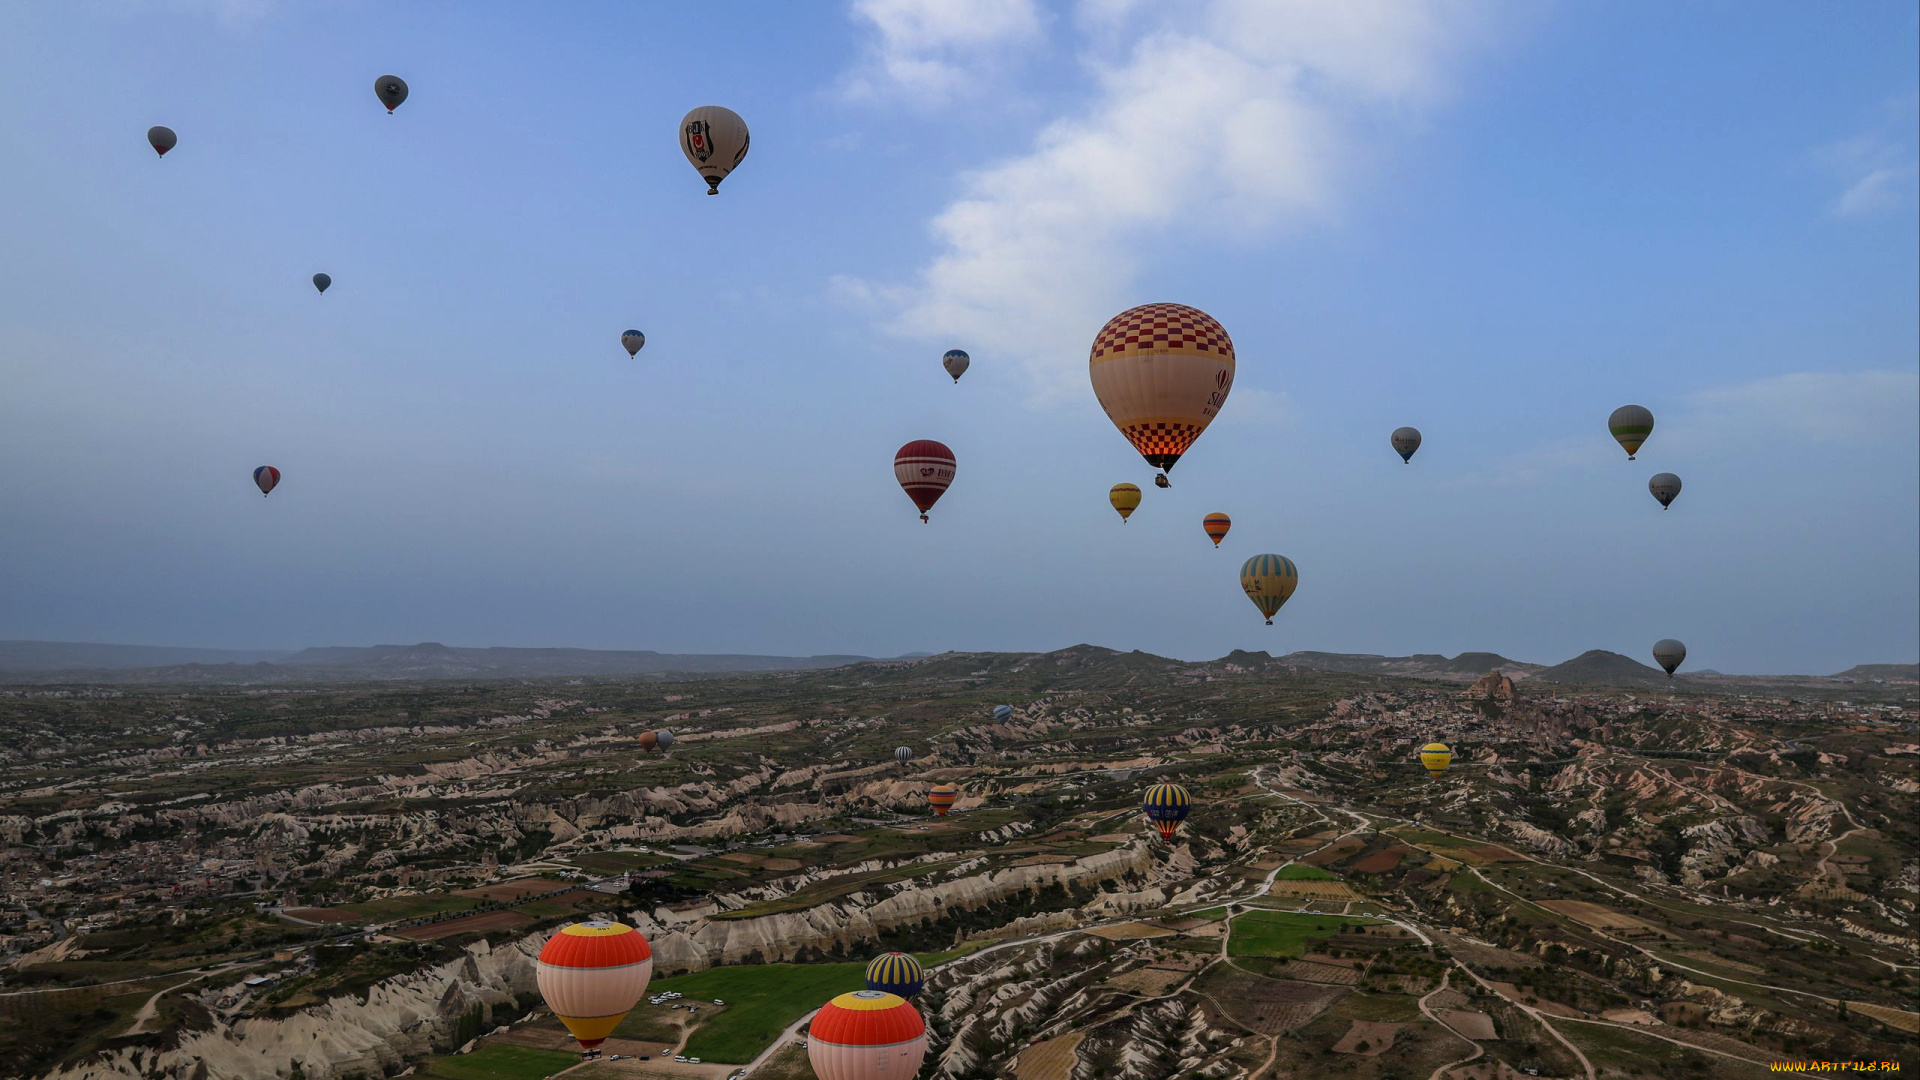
xmin=1142 ymin=781 xmax=1192 ymax=841
xmin=1109 ymin=483 xmax=1141 ymax=522
xmin=895 ymin=746 xmax=913 ymax=767
xmin=806 ymin=991 xmax=927 ymax=1080
xmin=1202 ymin=513 xmax=1230 ymax=547
xmin=375 ymin=75 xmax=408 ymax=112
xmin=638 ymin=731 xmax=659 ymax=752
xmin=312 ymin=273 xmax=331 ymax=294
xmin=1419 ymin=743 xmax=1452 ymax=777
xmin=622 ymin=330 xmax=646 ymax=357
xmin=942 ymin=349 xmax=969 ymax=383
xmin=147 ymin=126 xmax=176 ymax=157
xmin=864 ymin=953 xmax=926 ymax=999
xmin=680 ymin=106 xmax=750 ymax=194
xmin=894 ymin=440 xmax=955 ymax=522
xmin=1653 ymin=639 xmax=1686 ymax=677
xmin=1089 ymin=303 xmax=1234 ymax=475
xmin=992 ymin=704 xmax=1013 ymax=722
xmin=1239 ymin=554 xmax=1299 ymax=625
xmin=1391 ymin=426 xmax=1421 ymax=463
xmin=536 ymin=922 xmax=652 ymax=1052
xmin=927 ymin=783 xmax=958 ymax=816
xmin=1649 ymin=473 xmax=1681 ymax=509
xmin=655 ymin=730 xmax=675 ymax=752
xmin=1609 ymin=405 xmax=1654 ymax=460
xmin=253 ymin=466 xmax=280 ymax=497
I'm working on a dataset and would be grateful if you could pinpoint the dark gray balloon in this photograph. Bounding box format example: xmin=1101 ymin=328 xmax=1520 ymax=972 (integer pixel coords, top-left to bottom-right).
xmin=1652 ymin=639 xmax=1686 ymax=677
xmin=1649 ymin=472 xmax=1681 ymax=509
xmin=656 ymin=729 xmax=675 ymax=751
xmin=147 ymin=126 xmax=177 ymax=157
xmin=1391 ymin=426 xmax=1421 ymax=463
xmin=312 ymin=273 xmax=331 ymax=294
xmin=895 ymin=746 xmax=913 ymax=767
xmin=622 ymin=330 xmax=646 ymax=357
xmin=375 ymin=75 xmax=409 ymax=113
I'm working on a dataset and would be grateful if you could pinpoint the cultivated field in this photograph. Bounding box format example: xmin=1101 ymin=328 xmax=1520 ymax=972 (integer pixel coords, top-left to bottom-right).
xmin=1536 ymin=899 xmax=1668 ymax=937
xmin=1105 ymin=966 xmax=1190 ymax=995
xmin=1195 ymin=968 xmax=1348 ymax=1034
xmin=1013 ymin=1031 xmax=1084 ymax=1080
xmin=1083 ymin=922 xmax=1175 ymax=941
xmin=454 ymin=878 xmax=574 ymax=902
xmin=1435 ymin=1008 xmax=1498 ymax=1040
xmin=1332 ymin=1019 xmax=1401 ymax=1055
xmin=394 ymin=911 xmax=536 ymax=941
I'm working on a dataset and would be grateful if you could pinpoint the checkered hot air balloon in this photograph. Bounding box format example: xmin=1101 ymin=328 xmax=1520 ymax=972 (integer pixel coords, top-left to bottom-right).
xmin=863 ymin=951 xmax=925 ymax=999
xmin=536 ymin=921 xmax=652 ymax=1058
xmin=894 ymin=440 xmax=955 ymax=523
xmin=806 ymin=991 xmax=928 ymax=1080
xmin=927 ymin=783 xmax=957 ymax=817
xmin=1089 ymin=303 xmax=1235 ymax=485
xmin=1141 ymin=781 xmax=1192 ymax=841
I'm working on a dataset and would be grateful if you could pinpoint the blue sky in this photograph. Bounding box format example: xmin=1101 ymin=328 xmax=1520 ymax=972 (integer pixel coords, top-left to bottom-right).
xmin=0 ymin=1 xmax=1914 ymax=674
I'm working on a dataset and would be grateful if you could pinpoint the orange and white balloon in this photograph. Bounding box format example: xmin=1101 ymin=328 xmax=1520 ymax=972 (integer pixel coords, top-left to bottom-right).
xmin=806 ymin=990 xmax=928 ymax=1080
xmin=1089 ymin=303 xmax=1234 ymax=481
xmin=536 ymin=921 xmax=653 ymax=1055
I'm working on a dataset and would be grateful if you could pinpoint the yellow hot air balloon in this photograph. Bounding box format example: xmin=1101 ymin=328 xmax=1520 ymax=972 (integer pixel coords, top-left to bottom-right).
xmin=1202 ymin=512 xmax=1230 ymax=547
xmin=1089 ymin=303 xmax=1234 ymax=485
xmin=1419 ymin=743 xmax=1452 ymax=778
xmin=1239 ymin=554 xmax=1298 ymax=625
xmin=1109 ymin=483 xmax=1141 ymax=522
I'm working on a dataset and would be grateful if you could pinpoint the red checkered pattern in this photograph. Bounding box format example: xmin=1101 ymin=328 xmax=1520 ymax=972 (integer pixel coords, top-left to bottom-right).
xmin=1125 ymin=422 xmax=1201 ymax=458
xmin=1090 ymin=303 xmax=1234 ymax=361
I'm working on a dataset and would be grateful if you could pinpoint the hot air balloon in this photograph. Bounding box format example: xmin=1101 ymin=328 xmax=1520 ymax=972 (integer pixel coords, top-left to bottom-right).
xmin=992 ymin=704 xmax=1013 ymax=723
xmin=1141 ymin=781 xmax=1192 ymax=842
xmin=927 ymin=783 xmax=957 ymax=817
xmin=1239 ymin=554 xmax=1298 ymax=625
xmin=1653 ymin=639 xmax=1686 ymax=678
xmin=536 ymin=921 xmax=652 ymax=1058
xmin=622 ymin=330 xmax=646 ymax=357
xmin=680 ymin=106 xmax=749 ymax=195
xmin=864 ymin=952 xmax=925 ymax=999
xmin=253 ymin=466 xmax=280 ymax=497
xmin=656 ymin=730 xmax=675 ymax=752
xmin=312 ymin=273 xmax=331 ymax=294
xmin=1419 ymin=743 xmax=1452 ymax=778
xmin=1089 ymin=302 xmax=1234 ymax=486
xmin=942 ymin=349 xmax=969 ymax=383
xmin=806 ymin=991 xmax=927 ymax=1080
xmin=1202 ymin=513 xmax=1230 ymax=547
xmin=1609 ymin=405 xmax=1654 ymax=460
xmin=894 ymin=440 xmax=955 ymax=523
xmin=1649 ymin=473 xmax=1681 ymax=509
xmin=1109 ymin=483 xmax=1141 ymax=523
xmin=895 ymin=746 xmax=913 ymax=769
xmin=1391 ymin=427 xmax=1421 ymax=463
xmin=637 ymin=731 xmax=659 ymax=753
xmin=147 ymin=126 xmax=176 ymax=158
xmin=375 ymin=75 xmax=408 ymax=113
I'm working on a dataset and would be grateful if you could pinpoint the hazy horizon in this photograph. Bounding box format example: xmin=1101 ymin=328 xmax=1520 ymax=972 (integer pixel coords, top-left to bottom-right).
xmin=3 ymin=2 xmax=1916 ymax=677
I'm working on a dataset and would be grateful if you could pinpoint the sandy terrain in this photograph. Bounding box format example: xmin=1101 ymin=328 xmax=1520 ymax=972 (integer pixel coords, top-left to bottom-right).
xmin=1434 ymin=1008 xmax=1498 ymax=1040
xmin=1332 ymin=1020 xmax=1401 ymax=1055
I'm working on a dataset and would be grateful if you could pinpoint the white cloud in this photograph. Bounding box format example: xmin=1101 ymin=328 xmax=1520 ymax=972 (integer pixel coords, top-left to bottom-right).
xmin=1683 ymin=371 xmax=1919 ymax=444
xmin=842 ymin=0 xmax=1046 ymax=105
xmin=838 ymin=0 xmax=1493 ymax=402
xmin=1813 ymin=101 xmax=1919 ymax=218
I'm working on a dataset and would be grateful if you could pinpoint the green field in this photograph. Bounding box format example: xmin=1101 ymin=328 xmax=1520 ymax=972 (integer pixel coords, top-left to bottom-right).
xmin=566 ymin=850 xmax=676 ymax=874
xmin=1274 ymin=864 xmax=1338 ymax=880
xmin=1227 ymin=910 xmax=1373 ymax=959
xmin=650 ymin=950 xmax=966 ymax=1064
xmin=340 ymin=894 xmax=480 ymax=922
xmin=420 ymin=1044 xmax=578 ymax=1080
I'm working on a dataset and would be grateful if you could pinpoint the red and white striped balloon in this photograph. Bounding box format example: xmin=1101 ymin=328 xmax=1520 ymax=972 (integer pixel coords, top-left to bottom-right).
xmin=893 ymin=440 xmax=955 ymax=523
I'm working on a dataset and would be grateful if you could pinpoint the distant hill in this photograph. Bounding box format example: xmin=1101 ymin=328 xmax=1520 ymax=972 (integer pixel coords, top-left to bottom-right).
xmin=1529 ymin=650 xmax=1676 ymax=688
xmin=1216 ymin=650 xmax=1541 ymax=682
xmin=1830 ymin=663 xmax=1919 ymax=683
xmin=0 ymin=640 xmax=291 ymax=674
xmin=0 ymin=641 xmax=876 ymax=685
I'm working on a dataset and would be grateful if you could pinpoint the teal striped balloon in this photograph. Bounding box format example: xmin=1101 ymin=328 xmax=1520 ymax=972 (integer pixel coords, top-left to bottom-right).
xmin=1239 ymin=554 xmax=1299 ymax=624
